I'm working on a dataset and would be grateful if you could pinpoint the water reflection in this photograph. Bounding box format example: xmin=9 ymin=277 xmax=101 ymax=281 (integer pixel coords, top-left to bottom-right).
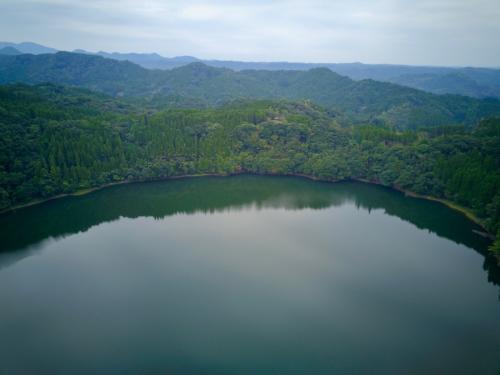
xmin=0 ymin=175 xmax=498 ymax=285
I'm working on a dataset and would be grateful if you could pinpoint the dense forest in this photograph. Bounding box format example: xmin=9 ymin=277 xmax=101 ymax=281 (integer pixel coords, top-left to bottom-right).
xmin=0 ymin=83 xmax=499 ymax=257
xmin=2 ymin=52 xmax=500 ymax=129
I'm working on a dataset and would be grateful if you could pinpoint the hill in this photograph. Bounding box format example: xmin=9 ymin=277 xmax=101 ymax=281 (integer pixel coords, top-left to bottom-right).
xmin=0 ymin=41 xmax=57 ymax=54
xmin=0 ymin=47 xmax=21 ymax=56
xmin=0 ymin=52 xmax=161 ymax=96
xmin=3 ymin=41 xmax=500 ymax=99
xmin=78 ymin=51 xmax=500 ymax=100
xmin=1 ymin=52 xmax=500 ymax=129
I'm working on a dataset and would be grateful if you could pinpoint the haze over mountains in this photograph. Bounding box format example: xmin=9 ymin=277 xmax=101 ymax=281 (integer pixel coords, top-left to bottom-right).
xmin=0 ymin=41 xmax=57 ymax=55
xmin=2 ymin=41 xmax=500 ymax=100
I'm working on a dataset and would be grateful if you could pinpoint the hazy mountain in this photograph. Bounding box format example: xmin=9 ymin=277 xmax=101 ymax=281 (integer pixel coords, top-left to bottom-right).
xmin=0 ymin=52 xmax=161 ymax=96
xmin=70 ymin=49 xmax=500 ymax=99
xmin=0 ymin=41 xmax=57 ymax=55
xmin=72 ymin=49 xmax=200 ymax=69
xmin=0 ymin=46 xmax=21 ymax=55
xmin=3 ymin=41 xmax=500 ymax=99
xmin=1 ymin=51 xmax=500 ymax=129
xmin=179 ymin=61 xmax=500 ymax=99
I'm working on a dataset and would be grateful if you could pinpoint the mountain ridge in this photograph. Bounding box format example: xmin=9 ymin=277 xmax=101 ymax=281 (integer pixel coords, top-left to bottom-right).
xmin=2 ymin=41 xmax=500 ymax=99
xmin=1 ymin=51 xmax=500 ymax=129
xmin=0 ymin=46 xmax=21 ymax=56
xmin=0 ymin=41 xmax=57 ymax=55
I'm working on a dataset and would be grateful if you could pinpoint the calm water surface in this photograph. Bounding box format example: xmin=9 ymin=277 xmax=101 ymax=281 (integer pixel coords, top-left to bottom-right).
xmin=0 ymin=176 xmax=499 ymax=374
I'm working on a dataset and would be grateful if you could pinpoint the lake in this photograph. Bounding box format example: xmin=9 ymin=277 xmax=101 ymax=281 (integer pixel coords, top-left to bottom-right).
xmin=0 ymin=175 xmax=499 ymax=374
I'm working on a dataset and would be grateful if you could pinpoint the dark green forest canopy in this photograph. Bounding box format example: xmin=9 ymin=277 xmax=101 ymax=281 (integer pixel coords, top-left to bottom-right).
xmin=0 ymin=83 xmax=499 ymax=256
xmin=2 ymin=52 xmax=500 ymax=129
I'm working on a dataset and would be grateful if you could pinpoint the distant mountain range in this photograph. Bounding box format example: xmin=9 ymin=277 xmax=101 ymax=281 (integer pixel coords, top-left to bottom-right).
xmin=73 ymin=48 xmax=500 ymax=100
xmin=2 ymin=51 xmax=500 ymax=129
xmin=0 ymin=46 xmax=21 ymax=56
xmin=3 ymin=41 xmax=499 ymax=100
xmin=0 ymin=41 xmax=57 ymax=55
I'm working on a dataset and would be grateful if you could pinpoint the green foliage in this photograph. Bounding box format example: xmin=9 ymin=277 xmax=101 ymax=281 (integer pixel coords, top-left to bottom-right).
xmin=0 ymin=84 xmax=499 ymax=256
xmin=2 ymin=53 xmax=500 ymax=129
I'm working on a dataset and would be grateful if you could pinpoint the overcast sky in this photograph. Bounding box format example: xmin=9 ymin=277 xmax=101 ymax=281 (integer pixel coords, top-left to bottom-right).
xmin=1 ymin=0 xmax=499 ymax=66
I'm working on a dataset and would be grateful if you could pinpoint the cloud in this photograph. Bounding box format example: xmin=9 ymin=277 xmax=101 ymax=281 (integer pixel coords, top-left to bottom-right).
xmin=0 ymin=0 xmax=499 ymax=66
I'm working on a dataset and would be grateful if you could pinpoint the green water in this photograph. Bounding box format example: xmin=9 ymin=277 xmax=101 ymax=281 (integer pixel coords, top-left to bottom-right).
xmin=0 ymin=175 xmax=499 ymax=374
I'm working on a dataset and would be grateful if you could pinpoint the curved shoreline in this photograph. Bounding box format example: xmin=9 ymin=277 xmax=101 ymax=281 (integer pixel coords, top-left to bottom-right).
xmin=0 ymin=172 xmax=493 ymax=238
xmin=351 ymin=178 xmax=492 ymax=236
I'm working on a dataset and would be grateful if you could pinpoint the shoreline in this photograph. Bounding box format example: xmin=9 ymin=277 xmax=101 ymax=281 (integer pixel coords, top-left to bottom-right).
xmin=0 ymin=172 xmax=493 ymax=238
xmin=351 ymin=178 xmax=492 ymax=237
xmin=0 ymin=173 xmax=224 ymax=215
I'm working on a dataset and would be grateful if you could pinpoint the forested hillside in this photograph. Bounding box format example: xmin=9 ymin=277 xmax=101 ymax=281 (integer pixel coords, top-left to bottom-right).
xmin=2 ymin=52 xmax=500 ymax=129
xmin=0 ymin=84 xmax=498 ymax=256
xmin=5 ymin=40 xmax=500 ymax=99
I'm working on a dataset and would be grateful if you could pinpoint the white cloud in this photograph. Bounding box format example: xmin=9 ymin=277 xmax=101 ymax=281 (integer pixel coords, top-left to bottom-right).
xmin=0 ymin=0 xmax=499 ymax=66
